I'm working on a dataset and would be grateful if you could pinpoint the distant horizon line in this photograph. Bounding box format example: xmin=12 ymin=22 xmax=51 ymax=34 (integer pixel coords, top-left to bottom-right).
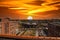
xmin=0 ymin=17 xmax=60 ymax=20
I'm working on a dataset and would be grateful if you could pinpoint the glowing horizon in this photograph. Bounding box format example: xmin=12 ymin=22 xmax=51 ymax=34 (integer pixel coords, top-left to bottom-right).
xmin=27 ymin=16 xmax=33 ymax=20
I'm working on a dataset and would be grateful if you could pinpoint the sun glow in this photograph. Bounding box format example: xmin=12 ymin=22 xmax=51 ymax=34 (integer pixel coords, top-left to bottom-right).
xmin=27 ymin=16 xmax=33 ymax=20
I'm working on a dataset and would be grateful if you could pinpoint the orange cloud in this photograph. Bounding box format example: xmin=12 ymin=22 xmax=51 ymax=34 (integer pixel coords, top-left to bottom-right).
xmin=0 ymin=0 xmax=60 ymax=20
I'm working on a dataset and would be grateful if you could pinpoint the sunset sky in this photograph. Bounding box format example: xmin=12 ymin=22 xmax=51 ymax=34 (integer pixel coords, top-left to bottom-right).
xmin=0 ymin=0 xmax=60 ymax=20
